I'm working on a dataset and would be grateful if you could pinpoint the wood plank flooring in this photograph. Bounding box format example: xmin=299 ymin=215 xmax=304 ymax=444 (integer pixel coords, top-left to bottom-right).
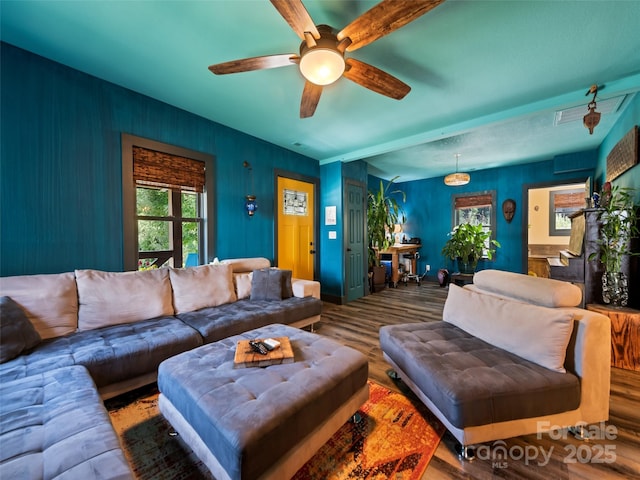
xmin=314 ymin=283 xmax=640 ymax=480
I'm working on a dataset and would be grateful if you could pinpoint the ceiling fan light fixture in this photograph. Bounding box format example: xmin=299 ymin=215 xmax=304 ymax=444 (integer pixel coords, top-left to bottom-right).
xmin=299 ymin=48 xmax=345 ymax=85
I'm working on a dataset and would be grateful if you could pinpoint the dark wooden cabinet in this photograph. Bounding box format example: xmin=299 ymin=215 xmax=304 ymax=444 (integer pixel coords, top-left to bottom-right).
xmin=582 ymin=209 xmax=606 ymax=306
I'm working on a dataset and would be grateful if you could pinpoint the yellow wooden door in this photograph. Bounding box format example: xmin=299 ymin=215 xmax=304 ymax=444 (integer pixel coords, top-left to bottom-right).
xmin=277 ymin=177 xmax=315 ymax=280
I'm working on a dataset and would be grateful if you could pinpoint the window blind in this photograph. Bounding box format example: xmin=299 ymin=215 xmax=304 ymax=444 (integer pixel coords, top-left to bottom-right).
xmin=455 ymin=193 xmax=493 ymax=209
xmin=553 ymin=191 xmax=585 ymax=210
xmin=133 ymin=146 xmax=205 ymax=193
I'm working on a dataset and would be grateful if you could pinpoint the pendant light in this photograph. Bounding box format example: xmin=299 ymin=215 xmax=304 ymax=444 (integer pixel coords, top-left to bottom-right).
xmin=583 ymin=84 xmax=601 ymax=135
xmin=444 ymin=154 xmax=470 ymax=186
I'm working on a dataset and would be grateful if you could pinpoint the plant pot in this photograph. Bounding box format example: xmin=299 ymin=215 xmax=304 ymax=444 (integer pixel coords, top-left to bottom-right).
xmin=602 ymin=271 xmax=629 ymax=306
xmin=371 ymin=265 xmax=387 ymax=292
xmin=457 ymin=257 xmax=475 ymax=274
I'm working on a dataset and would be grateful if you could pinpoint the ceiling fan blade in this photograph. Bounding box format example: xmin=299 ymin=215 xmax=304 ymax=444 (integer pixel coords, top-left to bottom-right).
xmin=270 ymin=0 xmax=320 ymax=42
xmin=343 ymin=58 xmax=410 ymax=100
xmin=208 ymin=54 xmax=299 ymax=74
xmin=338 ymin=0 xmax=445 ymax=52
xmin=300 ymin=81 xmax=323 ymax=118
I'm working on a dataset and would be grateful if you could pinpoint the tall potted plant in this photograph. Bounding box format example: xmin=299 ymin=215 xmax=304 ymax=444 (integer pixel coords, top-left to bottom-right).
xmin=367 ymin=176 xmax=405 ymax=290
xmin=589 ymin=185 xmax=639 ymax=306
xmin=441 ymin=223 xmax=500 ymax=273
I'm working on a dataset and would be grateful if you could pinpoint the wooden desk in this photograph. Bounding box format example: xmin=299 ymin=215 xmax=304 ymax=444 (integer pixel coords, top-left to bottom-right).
xmin=587 ymin=303 xmax=640 ymax=371
xmin=379 ymin=244 xmax=421 ymax=287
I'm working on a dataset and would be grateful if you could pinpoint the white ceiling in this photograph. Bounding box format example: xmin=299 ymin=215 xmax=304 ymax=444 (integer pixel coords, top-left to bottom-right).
xmin=2 ymin=0 xmax=640 ymax=181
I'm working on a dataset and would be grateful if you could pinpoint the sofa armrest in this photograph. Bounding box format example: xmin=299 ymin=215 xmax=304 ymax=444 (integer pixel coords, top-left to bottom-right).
xmin=291 ymin=278 xmax=320 ymax=299
xmin=563 ymin=307 xmax=611 ymax=423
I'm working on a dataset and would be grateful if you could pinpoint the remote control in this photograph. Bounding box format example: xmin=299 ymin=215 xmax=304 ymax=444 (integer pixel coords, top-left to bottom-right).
xmin=249 ymin=340 xmax=268 ymax=355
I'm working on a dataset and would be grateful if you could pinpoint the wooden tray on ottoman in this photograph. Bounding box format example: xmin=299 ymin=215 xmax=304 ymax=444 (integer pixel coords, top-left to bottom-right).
xmin=233 ymin=336 xmax=294 ymax=368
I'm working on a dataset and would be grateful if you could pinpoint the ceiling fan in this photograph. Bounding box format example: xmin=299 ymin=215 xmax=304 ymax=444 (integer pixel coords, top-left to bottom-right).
xmin=209 ymin=0 xmax=445 ymax=118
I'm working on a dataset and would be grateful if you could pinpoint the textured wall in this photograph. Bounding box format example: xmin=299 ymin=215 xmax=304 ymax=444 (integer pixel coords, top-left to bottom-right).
xmin=0 ymin=43 xmax=319 ymax=276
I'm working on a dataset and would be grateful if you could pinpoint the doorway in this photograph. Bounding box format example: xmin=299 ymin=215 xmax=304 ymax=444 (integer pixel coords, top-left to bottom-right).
xmin=523 ymin=178 xmax=589 ymax=277
xmin=276 ymin=175 xmax=317 ymax=280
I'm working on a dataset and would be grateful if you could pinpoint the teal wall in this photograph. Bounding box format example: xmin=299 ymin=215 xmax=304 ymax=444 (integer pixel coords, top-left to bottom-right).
xmin=595 ymin=93 xmax=640 ymax=202
xmin=0 ymin=43 xmax=319 ymax=276
xmin=319 ymin=160 xmax=368 ymax=300
xmin=319 ymin=162 xmax=344 ymax=298
xmin=371 ymin=154 xmax=596 ymax=277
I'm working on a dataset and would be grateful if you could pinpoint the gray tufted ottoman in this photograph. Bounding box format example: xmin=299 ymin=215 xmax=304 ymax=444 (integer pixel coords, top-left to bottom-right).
xmin=157 ymin=323 xmax=369 ymax=480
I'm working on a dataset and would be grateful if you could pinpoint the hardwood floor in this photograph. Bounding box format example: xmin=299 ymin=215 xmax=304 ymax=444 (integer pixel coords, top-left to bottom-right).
xmin=314 ymin=283 xmax=640 ymax=480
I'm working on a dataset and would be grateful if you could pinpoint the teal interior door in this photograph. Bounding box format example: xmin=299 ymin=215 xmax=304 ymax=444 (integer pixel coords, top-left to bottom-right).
xmin=346 ymin=181 xmax=366 ymax=302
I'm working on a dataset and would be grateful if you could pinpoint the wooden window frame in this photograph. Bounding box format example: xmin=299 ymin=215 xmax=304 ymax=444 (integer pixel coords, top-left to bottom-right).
xmin=549 ymin=188 xmax=585 ymax=236
xmin=452 ymin=190 xmax=497 ymax=259
xmin=122 ymin=134 xmax=215 ymax=271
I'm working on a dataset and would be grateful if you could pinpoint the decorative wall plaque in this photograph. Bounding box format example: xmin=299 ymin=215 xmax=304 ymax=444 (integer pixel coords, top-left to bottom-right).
xmin=606 ymin=125 xmax=638 ymax=182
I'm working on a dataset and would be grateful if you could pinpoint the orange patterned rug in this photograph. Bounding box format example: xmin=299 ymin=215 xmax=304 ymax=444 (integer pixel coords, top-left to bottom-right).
xmin=293 ymin=381 xmax=445 ymax=480
xmin=107 ymin=380 xmax=444 ymax=480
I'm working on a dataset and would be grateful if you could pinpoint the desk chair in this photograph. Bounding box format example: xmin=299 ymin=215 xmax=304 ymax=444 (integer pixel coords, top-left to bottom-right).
xmin=401 ymin=252 xmax=421 ymax=286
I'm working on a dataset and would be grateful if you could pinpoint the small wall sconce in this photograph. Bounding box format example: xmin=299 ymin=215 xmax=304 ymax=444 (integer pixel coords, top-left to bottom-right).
xmin=583 ymin=84 xmax=601 ymax=135
xmin=243 ymin=161 xmax=257 ymax=217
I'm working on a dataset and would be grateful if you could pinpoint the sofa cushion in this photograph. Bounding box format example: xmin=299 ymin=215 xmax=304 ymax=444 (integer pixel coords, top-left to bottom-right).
xmin=0 ymin=365 xmax=133 ymax=479
xmin=473 ymin=269 xmax=582 ymax=308
xmin=170 ymin=264 xmax=237 ymax=314
xmin=0 ymin=315 xmax=203 ymax=387
xmin=380 ymin=322 xmax=581 ymax=429
xmin=0 ymin=297 xmax=41 ymax=363
xmin=0 ymin=272 xmax=78 ymax=339
xmin=76 ymin=268 xmax=173 ymax=330
xmin=443 ymin=284 xmax=574 ymax=373
xmin=177 ymin=296 xmax=322 ymax=344
xmin=233 ymin=272 xmax=253 ymax=300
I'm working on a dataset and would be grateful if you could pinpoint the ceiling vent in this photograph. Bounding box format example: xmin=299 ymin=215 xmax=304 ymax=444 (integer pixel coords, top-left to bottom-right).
xmin=554 ymin=95 xmax=626 ymax=126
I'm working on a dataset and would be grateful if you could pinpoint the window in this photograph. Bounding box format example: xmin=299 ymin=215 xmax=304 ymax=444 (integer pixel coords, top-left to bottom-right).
xmin=133 ymin=146 xmax=205 ymax=269
xmin=122 ymin=134 xmax=214 ymax=271
xmin=453 ymin=191 xmax=496 ymax=258
xmin=136 ymin=187 xmax=202 ymax=269
xmin=549 ymin=189 xmax=585 ymax=236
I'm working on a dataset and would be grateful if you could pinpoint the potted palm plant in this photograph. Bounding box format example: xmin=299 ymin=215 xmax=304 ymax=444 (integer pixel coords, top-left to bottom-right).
xmin=589 ymin=185 xmax=639 ymax=306
xmin=441 ymin=223 xmax=500 ymax=274
xmin=367 ymin=176 xmax=405 ymax=291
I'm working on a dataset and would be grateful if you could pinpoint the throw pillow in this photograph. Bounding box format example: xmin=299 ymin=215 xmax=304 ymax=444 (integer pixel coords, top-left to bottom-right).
xmin=0 ymin=271 xmax=78 ymax=339
xmin=170 ymin=264 xmax=237 ymax=314
xmin=0 ymin=296 xmax=42 ymax=363
xmin=76 ymin=268 xmax=174 ymax=330
xmin=280 ymin=269 xmax=293 ymax=299
xmin=233 ymin=272 xmax=253 ymax=300
xmin=251 ymin=268 xmax=284 ymax=301
xmin=443 ymin=284 xmax=574 ymax=373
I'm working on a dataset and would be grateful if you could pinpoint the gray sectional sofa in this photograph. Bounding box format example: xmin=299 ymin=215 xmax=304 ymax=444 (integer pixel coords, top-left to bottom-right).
xmin=0 ymin=257 xmax=321 ymax=479
xmin=380 ymin=269 xmax=611 ymax=457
